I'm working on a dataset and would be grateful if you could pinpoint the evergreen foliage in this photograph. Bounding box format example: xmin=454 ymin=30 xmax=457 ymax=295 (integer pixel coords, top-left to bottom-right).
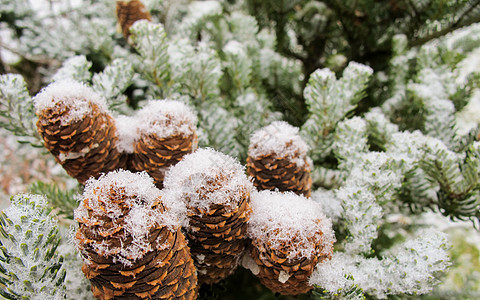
xmin=0 ymin=0 xmax=480 ymax=298
xmin=0 ymin=194 xmax=65 ymax=299
xmin=28 ymin=182 xmax=80 ymax=221
xmin=0 ymin=74 xmax=41 ymax=147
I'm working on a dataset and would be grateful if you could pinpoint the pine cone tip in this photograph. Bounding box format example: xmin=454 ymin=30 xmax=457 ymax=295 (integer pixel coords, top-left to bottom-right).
xmin=248 ymin=121 xmax=309 ymax=161
xmin=164 ymin=147 xmax=252 ymax=212
xmin=34 ymin=80 xmax=107 ymax=124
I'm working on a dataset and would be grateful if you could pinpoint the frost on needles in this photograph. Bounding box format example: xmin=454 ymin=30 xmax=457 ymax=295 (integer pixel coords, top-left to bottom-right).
xmin=0 ymin=194 xmax=66 ymax=300
xmin=310 ymin=229 xmax=450 ymax=299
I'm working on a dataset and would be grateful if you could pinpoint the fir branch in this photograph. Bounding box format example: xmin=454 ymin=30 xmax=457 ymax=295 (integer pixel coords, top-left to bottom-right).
xmin=311 ymin=283 xmax=365 ymax=300
xmin=301 ymin=62 xmax=373 ymax=161
xmin=0 ymin=194 xmax=66 ymax=299
xmin=28 ymin=182 xmax=81 ymax=221
xmin=168 ymin=40 xmax=222 ymax=102
xmin=92 ymin=58 xmax=134 ymax=111
xmin=52 ymin=55 xmax=92 ymax=83
xmin=56 ymin=230 xmax=93 ymax=300
xmin=420 ymin=141 xmax=480 ymax=224
xmin=410 ymin=5 xmax=480 ymax=47
xmin=364 ymin=108 xmax=399 ymax=151
xmin=223 ymin=40 xmax=252 ymax=94
xmin=0 ymin=74 xmax=43 ymax=147
xmin=311 ymin=229 xmax=450 ymax=299
xmin=398 ymin=167 xmax=437 ymax=214
xmin=130 ymin=20 xmax=171 ymax=95
xmin=333 ymin=117 xmax=368 ymax=176
xmin=336 ymin=186 xmax=382 ymax=255
xmin=198 ymin=102 xmax=243 ymax=159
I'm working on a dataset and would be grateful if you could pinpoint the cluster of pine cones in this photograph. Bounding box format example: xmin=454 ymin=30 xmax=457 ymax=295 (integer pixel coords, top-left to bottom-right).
xmin=34 ymin=81 xmax=334 ymax=299
xmin=34 ymin=80 xmax=197 ymax=188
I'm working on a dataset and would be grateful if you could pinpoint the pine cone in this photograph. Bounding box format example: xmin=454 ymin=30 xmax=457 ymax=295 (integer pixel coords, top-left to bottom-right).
xmin=163 ymin=148 xmax=253 ymax=284
xmin=74 ymin=170 xmax=197 ymax=300
xmin=116 ymin=0 xmax=152 ymax=40
xmin=34 ymin=81 xmax=127 ymax=184
xmin=245 ymin=190 xmax=335 ymax=295
xmin=130 ymin=100 xmax=198 ymax=188
xmin=246 ymin=121 xmax=312 ymax=197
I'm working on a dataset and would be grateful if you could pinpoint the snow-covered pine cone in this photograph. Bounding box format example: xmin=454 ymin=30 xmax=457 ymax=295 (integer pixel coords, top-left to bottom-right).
xmin=244 ymin=190 xmax=334 ymax=295
xmin=34 ymin=80 xmax=127 ymax=184
xmin=129 ymin=100 xmax=198 ymax=189
xmin=116 ymin=0 xmax=151 ymax=40
xmin=163 ymin=148 xmax=253 ymax=284
xmin=74 ymin=170 xmax=197 ymax=300
xmin=246 ymin=121 xmax=312 ymax=197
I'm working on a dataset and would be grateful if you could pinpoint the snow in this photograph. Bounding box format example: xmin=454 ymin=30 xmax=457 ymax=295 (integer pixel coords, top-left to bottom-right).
xmin=33 ymin=80 xmax=108 ymax=125
xmin=334 ymin=186 xmax=381 ymax=255
xmin=163 ymin=148 xmax=253 ymax=213
xmin=311 ymin=189 xmax=343 ymax=223
xmin=455 ymin=46 xmax=480 ymax=133
xmin=1 ymin=194 xmax=66 ymax=299
xmin=187 ymin=0 xmax=222 ymax=21
xmin=115 ymin=115 xmax=140 ymax=153
xmin=74 ymin=170 xmax=186 ymax=265
xmin=52 ymin=55 xmax=92 ymax=83
xmin=347 ymin=152 xmax=402 ymax=201
xmin=278 ymin=271 xmax=290 ymax=283
xmin=136 ymin=99 xmax=197 ymax=138
xmin=247 ymin=190 xmax=335 ymax=260
xmin=241 ymin=254 xmax=260 ymax=275
xmin=5 ymin=194 xmax=50 ymax=226
xmin=248 ymin=121 xmax=309 ymax=163
xmin=57 ymin=143 xmax=99 ymax=162
xmin=310 ymin=229 xmax=450 ymax=298
xmin=223 ymin=40 xmax=246 ymax=56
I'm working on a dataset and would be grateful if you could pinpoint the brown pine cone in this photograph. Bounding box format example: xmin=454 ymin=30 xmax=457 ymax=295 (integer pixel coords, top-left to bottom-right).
xmin=34 ymin=80 xmax=127 ymax=184
xmin=116 ymin=0 xmax=152 ymax=40
xmin=130 ymin=100 xmax=198 ymax=188
xmin=246 ymin=121 xmax=312 ymax=197
xmin=244 ymin=190 xmax=335 ymax=295
xmin=163 ymin=148 xmax=253 ymax=284
xmin=74 ymin=170 xmax=197 ymax=300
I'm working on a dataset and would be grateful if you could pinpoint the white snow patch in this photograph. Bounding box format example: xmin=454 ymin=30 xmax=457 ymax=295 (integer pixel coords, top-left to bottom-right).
xmin=187 ymin=0 xmax=222 ymax=21
xmin=223 ymin=40 xmax=246 ymax=56
xmin=278 ymin=271 xmax=290 ymax=283
xmin=248 ymin=190 xmax=335 ymax=260
xmin=33 ymin=80 xmax=107 ymax=125
xmin=163 ymin=148 xmax=253 ymax=213
xmin=248 ymin=121 xmax=309 ymax=162
xmin=311 ymin=189 xmax=343 ymax=223
xmin=57 ymin=143 xmax=99 ymax=162
xmin=457 ymin=90 xmax=480 ymax=134
xmin=115 ymin=115 xmax=141 ymax=153
xmin=136 ymin=100 xmax=197 ymax=138
xmin=241 ymin=254 xmax=260 ymax=275
xmin=196 ymin=254 xmax=206 ymax=264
